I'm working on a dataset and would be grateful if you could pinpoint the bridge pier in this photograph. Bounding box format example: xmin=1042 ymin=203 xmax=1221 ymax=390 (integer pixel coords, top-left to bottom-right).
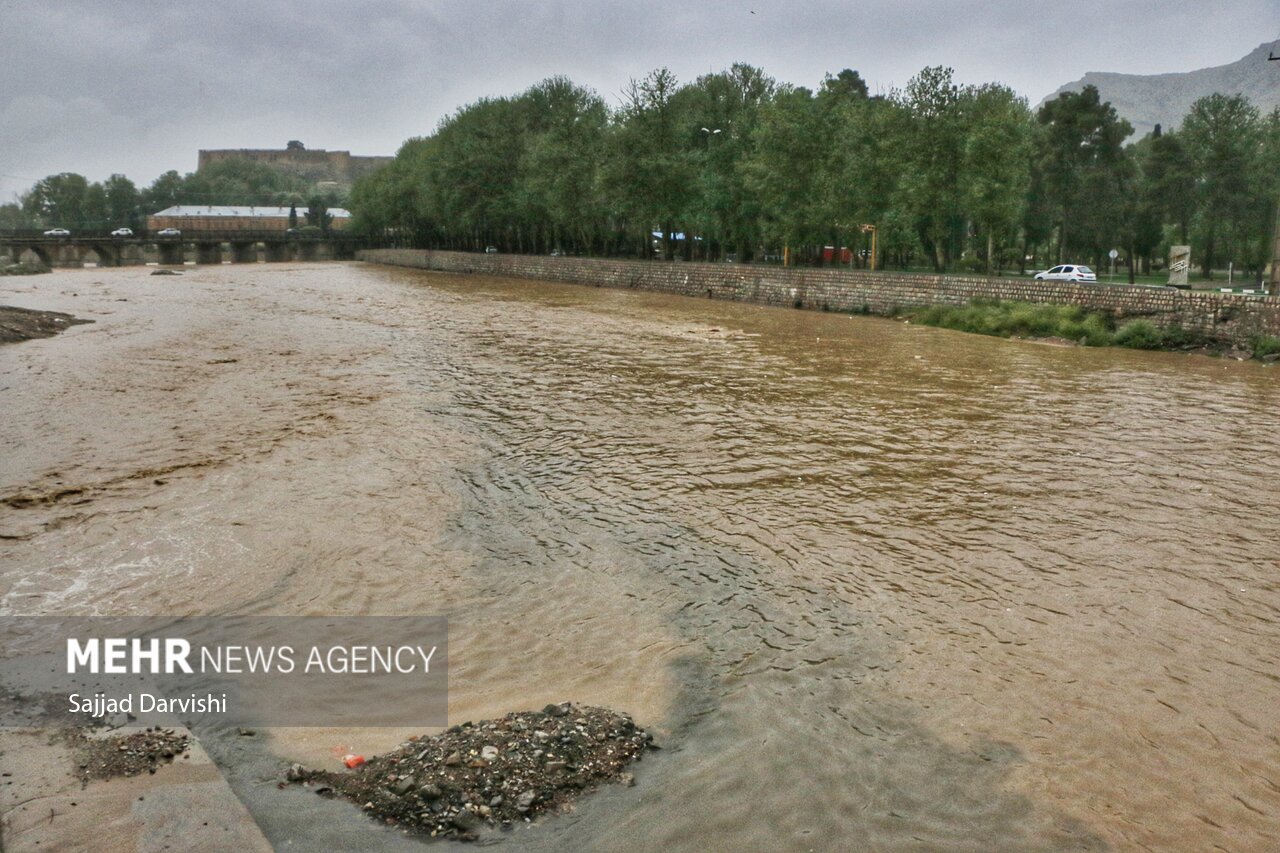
xmin=20 ymin=247 xmax=51 ymax=267
xmin=195 ymin=242 xmax=222 ymax=265
xmin=1 ymin=233 xmax=350 ymax=269
xmin=86 ymin=244 xmax=121 ymax=267
xmin=230 ymin=242 xmax=259 ymax=263
xmin=265 ymin=242 xmax=293 ymax=262
xmin=158 ymin=243 xmax=186 ymax=265
xmin=54 ymin=245 xmax=84 ymax=268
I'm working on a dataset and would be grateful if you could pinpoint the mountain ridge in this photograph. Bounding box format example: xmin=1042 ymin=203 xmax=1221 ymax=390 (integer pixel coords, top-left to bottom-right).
xmin=1041 ymin=40 xmax=1280 ymax=138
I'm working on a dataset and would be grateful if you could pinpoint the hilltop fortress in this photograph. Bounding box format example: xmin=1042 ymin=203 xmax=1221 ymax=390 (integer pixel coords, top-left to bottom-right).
xmin=197 ymin=140 xmax=393 ymax=190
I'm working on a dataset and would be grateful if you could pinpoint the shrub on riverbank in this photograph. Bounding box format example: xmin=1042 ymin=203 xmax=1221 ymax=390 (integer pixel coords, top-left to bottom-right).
xmin=911 ymin=300 xmax=1224 ymax=353
xmin=1112 ymin=320 xmax=1164 ymax=349
xmin=914 ymin=300 xmax=1114 ymax=346
xmin=1251 ymin=335 xmax=1280 ymax=359
xmin=1 ymin=261 xmax=50 ymax=276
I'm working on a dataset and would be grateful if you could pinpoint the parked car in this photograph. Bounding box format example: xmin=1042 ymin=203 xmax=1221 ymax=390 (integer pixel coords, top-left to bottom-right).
xmin=157 ymin=228 xmax=182 ymax=237
xmin=1034 ymin=264 xmax=1097 ymax=283
xmin=110 ymin=227 xmax=134 ymax=237
xmin=485 ymin=245 xmax=498 ymax=254
xmin=43 ymin=227 xmax=71 ymax=237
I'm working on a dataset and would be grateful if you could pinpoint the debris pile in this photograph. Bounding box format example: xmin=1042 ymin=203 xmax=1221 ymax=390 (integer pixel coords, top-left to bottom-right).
xmin=69 ymin=727 xmax=192 ymax=781
xmin=292 ymin=703 xmax=652 ymax=841
xmin=0 ymin=305 xmax=91 ymax=344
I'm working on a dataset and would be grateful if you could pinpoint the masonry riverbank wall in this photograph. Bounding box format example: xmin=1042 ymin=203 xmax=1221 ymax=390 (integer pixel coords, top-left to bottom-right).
xmin=358 ymin=249 xmax=1280 ymax=346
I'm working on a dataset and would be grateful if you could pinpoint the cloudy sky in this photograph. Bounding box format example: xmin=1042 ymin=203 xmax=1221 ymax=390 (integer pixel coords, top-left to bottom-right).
xmin=2 ymin=0 xmax=1275 ymax=202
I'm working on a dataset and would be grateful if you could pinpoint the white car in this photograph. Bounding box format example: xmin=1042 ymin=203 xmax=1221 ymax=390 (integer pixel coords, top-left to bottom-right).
xmin=1035 ymin=264 xmax=1097 ymax=282
xmin=156 ymin=228 xmax=182 ymax=237
xmin=110 ymin=227 xmax=134 ymax=237
xmin=43 ymin=227 xmax=71 ymax=237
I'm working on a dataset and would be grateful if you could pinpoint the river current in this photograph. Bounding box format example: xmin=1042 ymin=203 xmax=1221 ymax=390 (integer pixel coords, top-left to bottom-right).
xmin=2 ymin=262 xmax=1277 ymax=851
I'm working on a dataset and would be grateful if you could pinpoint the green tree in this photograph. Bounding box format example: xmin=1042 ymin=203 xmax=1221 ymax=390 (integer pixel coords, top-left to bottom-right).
xmin=1180 ymin=93 xmax=1264 ymax=277
xmin=681 ymin=63 xmax=776 ymax=260
xmin=604 ymin=68 xmax=698 ymax=260
xmin=516 ymin=77 xmax=609 ymax=254
xmin=743 ymin=84 xmax=831 ymax=261
xmin=23 ymin=173 xmax=91 ymax=229
xmin=0 ymin=203 xmax=35 ymax=230
xmin=896 ymin=67 xmax=967 ymax=271
xmin=102 ymin=174 xmax=141 ymax=229
xmin=304 ymin=194 xmax=334 ymax=232
xmin=429 ymin=96 xmax=528 ymax=250
xmin=823 ymin=84 xmax=906 ymax=267
xmin=1035 ymin=85 xmax=1133 ymax=264
xmin=960 ymin=84 xmax=1033 ymax=274
xmin=822 ymin=68 xmax=869 ymax=100
xmin=1139 ymin=126 xmax=1194 ymax=244
xmin=184 ymin=159 xmax=312 ymax=206
xmin=899 ymin=68 xmax=965 ymax=269
xmin=349 ymin=137 xmax=441 ymax=244
xmin=143 ymin=170 xmax=185 ymax=215
xmin=83 ymin=182 xmax=109 ymax=231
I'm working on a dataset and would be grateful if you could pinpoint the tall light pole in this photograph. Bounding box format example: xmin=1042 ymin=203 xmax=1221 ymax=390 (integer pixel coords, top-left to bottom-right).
xmin=701 ymin=128 xmax=722 ymax=261
xmin=1271 ymin=201 xmax=1280 ymax=295
xmin=1270 ymin=49 xmax=1279 ymax=292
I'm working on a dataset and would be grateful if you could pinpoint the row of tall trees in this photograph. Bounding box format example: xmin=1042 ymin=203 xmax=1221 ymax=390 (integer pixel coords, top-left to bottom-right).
xmin=1 ymin=160 xmax=332 ymax=233
xmin=350 ymin=65 xmax=1279 ymax=279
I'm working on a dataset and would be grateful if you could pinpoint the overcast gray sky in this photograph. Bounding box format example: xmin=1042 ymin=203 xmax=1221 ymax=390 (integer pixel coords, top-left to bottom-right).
xmin=2 ymin=0 xmax=1275 ymax=202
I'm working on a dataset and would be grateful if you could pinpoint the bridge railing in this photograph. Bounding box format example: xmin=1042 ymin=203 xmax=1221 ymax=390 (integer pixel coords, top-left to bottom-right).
xmin=0 ymin=229 xmax=358 ymax=242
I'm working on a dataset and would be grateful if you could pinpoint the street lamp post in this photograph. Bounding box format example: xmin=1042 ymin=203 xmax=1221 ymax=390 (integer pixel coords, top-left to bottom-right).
xmin=701 ymin=128 xmax=723 ymax=261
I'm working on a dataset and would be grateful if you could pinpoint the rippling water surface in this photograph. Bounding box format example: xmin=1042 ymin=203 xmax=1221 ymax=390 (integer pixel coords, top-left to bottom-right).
xmin=2 ymin=263 xmax=1278 ymax=851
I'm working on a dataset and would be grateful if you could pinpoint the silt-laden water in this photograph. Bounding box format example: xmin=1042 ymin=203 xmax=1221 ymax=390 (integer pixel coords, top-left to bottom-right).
xmin=2 ymin=262 xmax=1277 ymax=851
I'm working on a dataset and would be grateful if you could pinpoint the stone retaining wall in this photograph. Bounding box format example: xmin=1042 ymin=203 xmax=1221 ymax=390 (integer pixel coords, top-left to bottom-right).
xmin=358 ymin=249 xmax=1280 ymax=344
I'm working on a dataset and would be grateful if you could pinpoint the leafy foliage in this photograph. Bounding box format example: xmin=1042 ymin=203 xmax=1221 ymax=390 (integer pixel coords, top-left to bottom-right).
xmin=8 ymin=63 xmax=1275 ymax=279
xmin=915 ymin=300 xmax=1113 ymax=344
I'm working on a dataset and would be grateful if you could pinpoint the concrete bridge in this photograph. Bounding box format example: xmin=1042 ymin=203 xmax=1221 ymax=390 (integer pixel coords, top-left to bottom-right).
xmin=0 ymin=231 xmax=359 ymax=268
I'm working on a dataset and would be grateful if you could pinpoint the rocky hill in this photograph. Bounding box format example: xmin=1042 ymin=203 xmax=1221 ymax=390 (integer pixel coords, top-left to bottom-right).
xmin=1041 ymin=40 xmax=1280 ymax=139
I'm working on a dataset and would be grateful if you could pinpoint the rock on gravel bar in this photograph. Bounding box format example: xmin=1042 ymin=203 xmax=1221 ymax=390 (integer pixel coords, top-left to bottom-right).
xmin=68 ymin=727 xmax=192 ymax=782
xmin=291 ymin=703 xmax=653 ymax=841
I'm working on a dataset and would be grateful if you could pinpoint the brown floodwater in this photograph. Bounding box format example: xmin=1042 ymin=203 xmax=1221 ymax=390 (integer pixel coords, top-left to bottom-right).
xmin=2 ymin=262 xmax=1278 ymax=851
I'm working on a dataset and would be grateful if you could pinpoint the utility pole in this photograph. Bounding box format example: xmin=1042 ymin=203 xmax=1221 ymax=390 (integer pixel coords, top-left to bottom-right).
xmin=1270 ymin=49 xmax=1279 ymax=293
xmin=1271 ymin=200 xmax=1280 ymax=294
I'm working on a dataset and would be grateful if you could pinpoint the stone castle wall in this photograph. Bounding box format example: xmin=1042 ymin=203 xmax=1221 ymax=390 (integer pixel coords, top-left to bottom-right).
xmin=358 ymin=249 xmax=1280 ymax=344
xmin=198 ymin=148 xmax=393 ymax=186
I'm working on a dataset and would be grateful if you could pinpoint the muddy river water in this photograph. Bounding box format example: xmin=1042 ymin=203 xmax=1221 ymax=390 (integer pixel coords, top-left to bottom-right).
xmin=2 ymin=262 xmax=1278 ymax=851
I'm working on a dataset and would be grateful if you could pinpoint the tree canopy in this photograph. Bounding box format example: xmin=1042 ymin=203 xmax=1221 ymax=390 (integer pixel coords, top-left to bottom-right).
xmin=7 ymin=63 xmax=1275 ymax=281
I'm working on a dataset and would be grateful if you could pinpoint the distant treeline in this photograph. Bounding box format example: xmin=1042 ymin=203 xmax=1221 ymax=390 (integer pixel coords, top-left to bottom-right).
xmin=6 ymin=64 xmax=1275 ymax=279
xmin=348 ymin=65 xmax=1280 ymax=279
xmin=0 ymin=160 xmax=337 ymax=233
